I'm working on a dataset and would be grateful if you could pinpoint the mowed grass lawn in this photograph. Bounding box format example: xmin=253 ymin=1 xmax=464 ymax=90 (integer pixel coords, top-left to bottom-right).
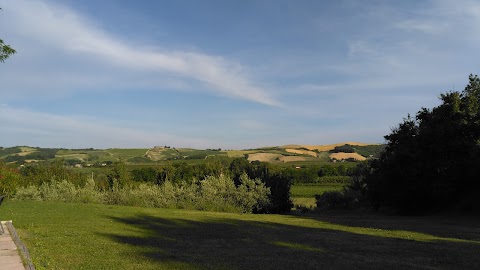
xmin=1 ymin=201 xmax=480 ymax=270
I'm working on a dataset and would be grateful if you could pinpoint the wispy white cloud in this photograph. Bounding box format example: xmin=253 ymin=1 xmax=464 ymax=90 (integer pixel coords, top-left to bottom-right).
xmin=394 ymin=0 xmax=480 ymax=36
xmin=395 ymin=19 xmax=449 ymax=35
xmin=1 ymin=0 xmax=279 ymax=106
xmin=331 ymin=0 xmax=480 ymax=94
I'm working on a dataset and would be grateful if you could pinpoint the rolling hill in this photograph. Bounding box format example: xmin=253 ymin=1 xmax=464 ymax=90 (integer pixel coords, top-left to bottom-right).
xmin=0 ymin=142 xmax=385 ymax=165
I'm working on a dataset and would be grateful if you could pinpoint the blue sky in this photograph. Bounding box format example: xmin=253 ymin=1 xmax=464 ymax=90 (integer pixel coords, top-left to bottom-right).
xmin=1 ymin=0 xmax=479 ymax=149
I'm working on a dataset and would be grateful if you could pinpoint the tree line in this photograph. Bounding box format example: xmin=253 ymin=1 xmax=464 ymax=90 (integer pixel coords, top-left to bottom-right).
xmin=0 ymin=157 xmax=293 ymax=213
xmin=318 ymin=75 xmax=480 ymax=214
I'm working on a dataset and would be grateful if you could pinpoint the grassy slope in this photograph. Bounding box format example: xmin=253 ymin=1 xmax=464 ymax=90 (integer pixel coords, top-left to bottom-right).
xmin=1 ymin=201 xmax=479 ymax=270
xmin=106 ymin=148 xmax=150 ymax=159
xmin=147 ymin=148 xmax=180 ymax=161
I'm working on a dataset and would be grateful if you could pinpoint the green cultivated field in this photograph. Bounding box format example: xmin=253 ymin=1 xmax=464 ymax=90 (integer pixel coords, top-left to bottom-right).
xmin=291 ymin=184 xmax=344 ymax=208
xmin=105 ymin=148 xmax=150 ymax=159
xmin=291 ymin=184 xmax=344 ymax=198
xmin=1 ymin=201 xmax=478 ymax=270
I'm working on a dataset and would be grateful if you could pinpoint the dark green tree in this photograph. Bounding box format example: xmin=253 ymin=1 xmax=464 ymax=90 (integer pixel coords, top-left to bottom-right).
xmin=248 ymin=162 xmax=293 ymax=213
xmin=363 ymin=74 xmax=480 ymax=213
xmin=229 ymin=157 xmax=252 ymax=185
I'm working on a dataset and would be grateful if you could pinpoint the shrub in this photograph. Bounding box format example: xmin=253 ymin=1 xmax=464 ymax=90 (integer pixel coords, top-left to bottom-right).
xmin=20 ymin=160 xmax=86 ymax=187
xmin=317 ymin=176 xmax=351 ymax=184
xmin=0 ymin=163 xmax=22 ymax=195
xmin=331 ymin=145 xmax=355 ymax=153
xmin=14 ymin=185 xmax=41 ymax=200
xmin=315 ymin=190 xmax=359 ymax=209
xmin=13 ymin=174 xmax=271 ymax=214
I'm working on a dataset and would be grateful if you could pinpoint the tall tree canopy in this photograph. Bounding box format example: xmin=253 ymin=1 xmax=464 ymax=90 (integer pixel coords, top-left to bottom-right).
xmin=364 ymin=74 xmax=480 ymax=213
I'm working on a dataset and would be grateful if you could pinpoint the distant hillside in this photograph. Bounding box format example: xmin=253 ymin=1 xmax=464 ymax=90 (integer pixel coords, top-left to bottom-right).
xmin=280 ymin=142 xmax=371 ymax=152
xmin=0 ymin=142 xmax=385 ymax=165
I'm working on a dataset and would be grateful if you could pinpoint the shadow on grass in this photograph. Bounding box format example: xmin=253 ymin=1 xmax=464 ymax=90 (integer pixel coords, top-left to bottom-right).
xmin=101 ymin=213 xmax=480 ymax=270
xmin=301 ymin=210 xmax=480 ymax=242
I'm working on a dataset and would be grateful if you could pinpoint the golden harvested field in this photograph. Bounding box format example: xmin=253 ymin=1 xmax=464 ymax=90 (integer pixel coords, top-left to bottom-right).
xmin=329 ymin=152 xmax=366 ymax=161
xmin=279 ymin=156 xmax=307 ymax=162
xmin=17 ymin=151 xmax=37 ymax=156
xmin=247 ymin=153 xmax=283 ymax=162
xmin=18 ymin=146 xmax=37 ymax=152
xmin=285 ymin=148 xmax=317 ymax=157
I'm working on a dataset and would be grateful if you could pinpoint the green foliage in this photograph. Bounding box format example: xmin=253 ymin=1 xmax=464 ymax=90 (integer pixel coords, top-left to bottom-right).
xmin=0 ymin=38 xmax=16 ymax=62
xmin=106 ymin=162 xmax=132 ymax=190
xmin=315 ymin=190 xmax=359 ymax=209
xmin=0 ymin=146 xmax=22 ymax=157
xmin=130 ymin=167 xmax=158 ymax=183
xmin=353 ymin=144 xmax=386 ymax=158
xmin=15 ymin=179 xmax=104 ymax=204
xmin=317 ymin=164 xmax=349 ymax=177
xmin=20 ymin=160 xmax=86 ymax=187
xmin=282 ymin=166 xmax=319 ymax=184
xmin=3 ymin=154 xmax=26 ymax=163
xmin=291 ymin=184 xmax=344 ymax=198
xmin=14 ymin=174 xmax=270 ymax=213
xmin=228 ymin=159 xmax=293 ymax=213
xmin=196 ymin=174 xmax=271 ymax=213
xmin=249 ymin=163 xmax=293 ymax=213
xmin=12 ymin=157 xmax=294 ymax=213
xmin=317 ymin=176 xmax=351 ymax=184
xmin=0 ymin=162 xmax=22 ymax=195
xmin=331 ymin=144 xmax=355 ymax=153
xmin=1 ymin=148 xmax=59 ymax=163
xmin=24 ymin=148 xmax=58 ymax=160
xmin=361 ymin=74 xmax=480 ymax=213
